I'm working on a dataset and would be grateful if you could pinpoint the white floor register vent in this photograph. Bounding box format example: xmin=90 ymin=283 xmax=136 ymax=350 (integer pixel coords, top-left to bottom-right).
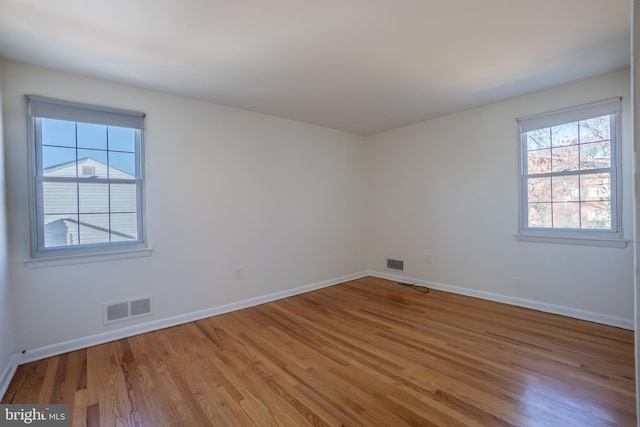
xmin=103 ymin=296 xmax=152 ymax=324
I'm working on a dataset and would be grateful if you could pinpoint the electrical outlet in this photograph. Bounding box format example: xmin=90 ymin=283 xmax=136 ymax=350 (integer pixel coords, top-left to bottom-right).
xmin=235 ymin=268 xmax=243 ymax=279
xmin=426 ymin=253 xmax=432 ymax=264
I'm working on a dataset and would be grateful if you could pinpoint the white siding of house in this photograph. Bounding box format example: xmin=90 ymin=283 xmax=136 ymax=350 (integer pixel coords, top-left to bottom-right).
xmin=43 ymin=158 xmax=137 ymax=246
xmin=44 ymin=157 xmax=133 ymax=179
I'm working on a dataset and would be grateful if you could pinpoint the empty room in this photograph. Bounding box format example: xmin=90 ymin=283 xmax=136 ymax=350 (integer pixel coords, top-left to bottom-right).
xmin=0 ymin=1 xmax=638 ymax=426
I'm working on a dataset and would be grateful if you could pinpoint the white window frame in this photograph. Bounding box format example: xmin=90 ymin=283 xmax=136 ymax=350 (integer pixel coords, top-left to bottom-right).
xmin=516 ymin=98 xmax=624 ymax=246
xmin=26 ymin=95 xmax=148 ymax=260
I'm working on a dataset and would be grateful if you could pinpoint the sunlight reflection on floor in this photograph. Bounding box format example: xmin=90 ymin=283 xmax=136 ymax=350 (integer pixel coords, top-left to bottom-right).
xmin=519 ymin=379 xmax=615 ymax=426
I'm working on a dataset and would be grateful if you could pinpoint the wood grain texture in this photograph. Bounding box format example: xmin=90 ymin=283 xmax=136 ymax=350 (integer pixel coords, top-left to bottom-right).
xmin=2 ymin=276 xmax=635 ymax=426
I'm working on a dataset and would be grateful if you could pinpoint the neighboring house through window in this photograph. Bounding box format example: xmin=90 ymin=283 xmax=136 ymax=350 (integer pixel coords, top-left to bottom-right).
xmin=27 ymin=96 xmax=146 ymax=258
xmin=517 ymin=98 xmax=622 ymax=242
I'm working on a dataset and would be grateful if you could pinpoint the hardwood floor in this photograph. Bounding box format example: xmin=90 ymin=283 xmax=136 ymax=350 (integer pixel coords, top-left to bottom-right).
xmin=2 ymin=276 xmax=636 ymax=426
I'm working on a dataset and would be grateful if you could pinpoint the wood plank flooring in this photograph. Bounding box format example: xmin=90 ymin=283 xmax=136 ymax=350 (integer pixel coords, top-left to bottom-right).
xmin=2 ymin=276 xmax=636 ymax=426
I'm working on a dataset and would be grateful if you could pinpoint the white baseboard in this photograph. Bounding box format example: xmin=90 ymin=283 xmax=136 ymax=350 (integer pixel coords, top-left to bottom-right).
xmin=19 ymin=271 xmax=370 ymax=365
xmin=0 ymin=353 xmax=21 ymax=400
xmin=369 ymin=270 xmax=634 ymax=330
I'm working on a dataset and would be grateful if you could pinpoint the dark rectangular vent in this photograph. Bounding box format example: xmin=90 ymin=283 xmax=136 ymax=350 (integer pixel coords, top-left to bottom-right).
xmin=387 ymin=258 xmax=404 ymax=271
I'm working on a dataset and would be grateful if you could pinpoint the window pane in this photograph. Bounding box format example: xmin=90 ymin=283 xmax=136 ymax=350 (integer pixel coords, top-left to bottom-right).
xmin=41 ymin=119 xmax=75 ymax=148
xmin=110 ymin=213 xmax=138 ymax=240
xmin=551 ymin=145 xmax=579 ymax=172
xmin=42 ymin=146 xmax=77 ymax=176
xmin=109 ymin=151 xmax=136 ymax=178
xmin=528 ymin=203 xmax=551 ymax=227
xmin=79 ymin=183 xmax=109 ymax=213
xmin=30 ymin=98 xmax=145 ymax=256
xmin=44 ymin=215 xmax=79 ymax=247
xmin=552 ymin=202 xmax=579 ymax=228
xmin=77 ymin=213 xmax=110 ymax=244
xmin=519 ymin=102 xmax=619 ymax=234
xmin=580 ymin=201 xmax=611 ymax=229
xmin=110 ymin=184 xmax=137 ymax=213
xmin=580 ymin=141 xmax=610 ymax=170
xmin=77 ymin=153 xmax=108 ymax=178
xmin=108 ymin=126 xmax=136 ymax=152
xmin=77 ymin=123 xmax=107 ymax=150
xmin=551 ymin=122 xmax=579 ymax=147
xmin=580 ymin=173 xmax=610 ymax=202
xmin=527 ymin=128 xmax=550 ymax=150
xmin=527 ymin=149 xmax=551 ymax=174
xmin=527 ymin=177 xmax=550 ymax=202
xmin=77 ymin=149 xmax=107 ymax=166
xmin=552 ymin=176 xmax=579 ymax=202
xmin=43 ymin=182 xmax=77 ymax=215
xmin=580 ymin=117 xmax=610 ymax=143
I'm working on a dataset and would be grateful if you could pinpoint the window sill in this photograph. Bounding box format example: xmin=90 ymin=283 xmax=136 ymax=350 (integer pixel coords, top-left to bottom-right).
xmin=25 ymin=247 xmax=153 ymax=269
xmin=514 ymin=234 xmax=628 ymax=248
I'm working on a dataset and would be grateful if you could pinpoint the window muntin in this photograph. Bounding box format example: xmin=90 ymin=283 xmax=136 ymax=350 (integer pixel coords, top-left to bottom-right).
xmin=27 ymin=96 xmax=146 ymax=257
xmin=518 ymin=98 xmax=621 ymax=237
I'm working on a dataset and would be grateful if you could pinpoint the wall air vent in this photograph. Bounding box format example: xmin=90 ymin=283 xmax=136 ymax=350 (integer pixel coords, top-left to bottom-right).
xmin=82 ymin=165 xmax=96 ymax=176
xmin=387 ymin=258 xmax=404 ymax=271
xmin=103 ymin=296 xmax=152 ymax=324
xmin=106 ymin=302 xmax=128 ymax=322
xmin=130 ymin=298 xmax=151 ymax=316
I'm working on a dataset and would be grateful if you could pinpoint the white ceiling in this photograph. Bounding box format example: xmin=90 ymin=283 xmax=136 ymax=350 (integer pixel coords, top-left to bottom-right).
xmin=0 ymin=0 xmax=631 ymax=135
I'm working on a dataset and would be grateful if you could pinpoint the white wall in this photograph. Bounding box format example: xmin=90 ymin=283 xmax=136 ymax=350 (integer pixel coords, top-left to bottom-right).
xmin=1 ymin=60 xmax=634 ymax=357
xmin=632 ymin=0 xmax=639 ymax=421
xmin=368 ymin=69 xmax=634 ymax=323
xmin=2 ymin=61 xmax=369 ymax=352
xmin=0 ymin=61 xmax=16 ymax=387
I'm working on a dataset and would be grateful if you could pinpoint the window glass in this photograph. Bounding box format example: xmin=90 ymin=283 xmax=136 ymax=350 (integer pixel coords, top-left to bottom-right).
xmin=518 ymin=99 xmax=620 ymax=237
xmin=28 ymin=96 xmax=145 ymax=257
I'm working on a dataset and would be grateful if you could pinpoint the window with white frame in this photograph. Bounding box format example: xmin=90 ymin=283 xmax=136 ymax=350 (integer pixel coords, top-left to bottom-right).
xmin=27 ymin=96 xmax=146 ymax=258
xmin=517 ymin=98 xmax=621 ymax=239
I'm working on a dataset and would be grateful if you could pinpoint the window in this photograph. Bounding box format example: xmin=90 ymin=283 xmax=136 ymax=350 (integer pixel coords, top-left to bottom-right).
xmin=517 ymin=98 xmax=621 ymax=241
xmin=27 ymin=96 xmax=146 ymax=258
